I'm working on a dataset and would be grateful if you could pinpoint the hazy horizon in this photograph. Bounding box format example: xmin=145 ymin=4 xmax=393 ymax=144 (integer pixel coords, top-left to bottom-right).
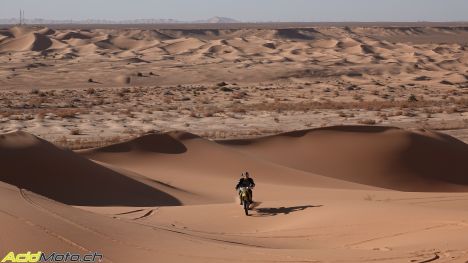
xmin=1 ymin=0 xmax=468 ymax=22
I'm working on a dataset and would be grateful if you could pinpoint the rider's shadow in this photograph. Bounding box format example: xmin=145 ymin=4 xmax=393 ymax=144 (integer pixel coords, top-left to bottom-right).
xmin=252 ymin=205 xmax=322 ymax=217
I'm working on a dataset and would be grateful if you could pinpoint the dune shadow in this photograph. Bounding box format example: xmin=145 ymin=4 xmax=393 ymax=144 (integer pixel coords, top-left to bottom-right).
xmin=283 ymin=125 xmax=396 ymax=138
xmin=218 ymin=125 xmax=398 ymax=146
xmin=96 ymin=133 xmax=187 ymax=154
xmin=276 ymin=28 xmax=318 ymax=40
xmin=0 ymin=134 xmax=182 ymax=207
xmin=252 ymin=205 xmax=322 ymax=217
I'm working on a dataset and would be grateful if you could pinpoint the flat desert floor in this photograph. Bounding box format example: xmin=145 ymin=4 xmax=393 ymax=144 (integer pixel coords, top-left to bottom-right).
xmin=0 ymin=24 xmax=467 ymax=262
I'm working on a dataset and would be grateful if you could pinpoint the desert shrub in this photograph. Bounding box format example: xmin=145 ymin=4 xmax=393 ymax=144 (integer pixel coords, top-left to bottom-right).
xmin=408 ymin=94 xmax=418 ymax=102
xmin=117 ymin=88 xmax=130 ymax=97
xmin=70 ymin=128 xmax=81 ymax=135
xmin=30 ymin=88 xmax=40 ymax=94
xmin=358 ymin=119 xmax=376 ymax=125
xmin=202 ymin=106 xmax=223 ymax=117
xmin=231 ymin=106 xmax=247 ymax=114
xmin=220 ymin=86 xmax=233 ymax=92
xmin=86 ymin=88 xmax=96 ymax=95
xmin=353 ymin=94 xmax=364 ymax=101
xmin=232 ymin=92 xmax=247 ymax=99
xmin=27 ymin=97 xmax=45 ymax=107
xmin=338 ymin=111 xmax=348 ymax=117
xmin=403 ymin=110 xmax=417 ymax=117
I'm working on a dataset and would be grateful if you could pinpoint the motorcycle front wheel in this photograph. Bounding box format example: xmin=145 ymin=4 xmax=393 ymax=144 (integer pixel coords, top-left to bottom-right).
xmin=243 ymin=201 xmax=250 ymax=216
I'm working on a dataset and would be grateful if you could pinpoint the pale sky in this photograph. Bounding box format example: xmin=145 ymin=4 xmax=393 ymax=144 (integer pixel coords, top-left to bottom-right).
xmin=1 ymin=0 xmax=468 ymax=22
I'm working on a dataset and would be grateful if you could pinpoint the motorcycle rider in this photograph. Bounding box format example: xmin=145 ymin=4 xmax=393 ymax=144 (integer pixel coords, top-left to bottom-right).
xmin=235 ymin=172 xmax=255 ymax=205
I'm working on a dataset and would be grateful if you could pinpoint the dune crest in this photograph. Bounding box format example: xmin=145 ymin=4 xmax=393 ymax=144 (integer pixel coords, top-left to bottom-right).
xmin=220 ymin=126 xmax=468 ymax=191
xmin=89 ymin=131 xmax=199 ymax=154
xmin=79 ymin=126 xmax=468 ymax=193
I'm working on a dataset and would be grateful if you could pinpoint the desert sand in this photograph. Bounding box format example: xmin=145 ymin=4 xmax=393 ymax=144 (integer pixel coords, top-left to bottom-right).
xmin=0 ymin=23 xmax=468 ymax=262
xmin=0 ymin=24 xmax=467 ymax=144
xmin=1 ymin=126 xmax=468 ymax=262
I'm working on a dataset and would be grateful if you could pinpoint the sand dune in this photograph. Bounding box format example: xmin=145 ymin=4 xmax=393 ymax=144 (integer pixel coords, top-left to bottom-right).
xmin=0 ymin=24 xmax=468 ymax=262
xmin=1 ymin=126 xmax=468 ymax=262
xmin=0 ymin=131 xmax=179 ymax=206
xmin=81 ymin=130 xmax=373 ymax=204
xmin=0 ymin=32 xmax=53 ymax=52
xmin=1 ymin=25 xmax=467 ymax=89
xmin=2 ymin=126 xmax=467 ymax=198
xmin=8 ymin=25 xmax=38 ymax=37
xmin=220 ymin=126 xmax=468 ymax=191
xmin=56 ymin=31 xmax=92 ymax=41
xmin=161 ymin=37 xmax=206 ymax=54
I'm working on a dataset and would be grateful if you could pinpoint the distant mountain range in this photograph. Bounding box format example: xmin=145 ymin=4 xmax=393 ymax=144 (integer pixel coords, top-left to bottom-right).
xmin=196 ymin=16 xmax=240 ymax=24
xmin=0 ymin=16 xmax=240 ymax=24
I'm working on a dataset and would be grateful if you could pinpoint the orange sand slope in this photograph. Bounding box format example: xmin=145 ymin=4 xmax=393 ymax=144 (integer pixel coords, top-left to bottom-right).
xmin=1 ymin=126 xmax=468 ymax=262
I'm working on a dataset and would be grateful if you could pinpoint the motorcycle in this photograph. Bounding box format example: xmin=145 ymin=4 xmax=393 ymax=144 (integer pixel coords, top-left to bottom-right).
xmin=238 ymin=186 xmax=253 ymax=216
